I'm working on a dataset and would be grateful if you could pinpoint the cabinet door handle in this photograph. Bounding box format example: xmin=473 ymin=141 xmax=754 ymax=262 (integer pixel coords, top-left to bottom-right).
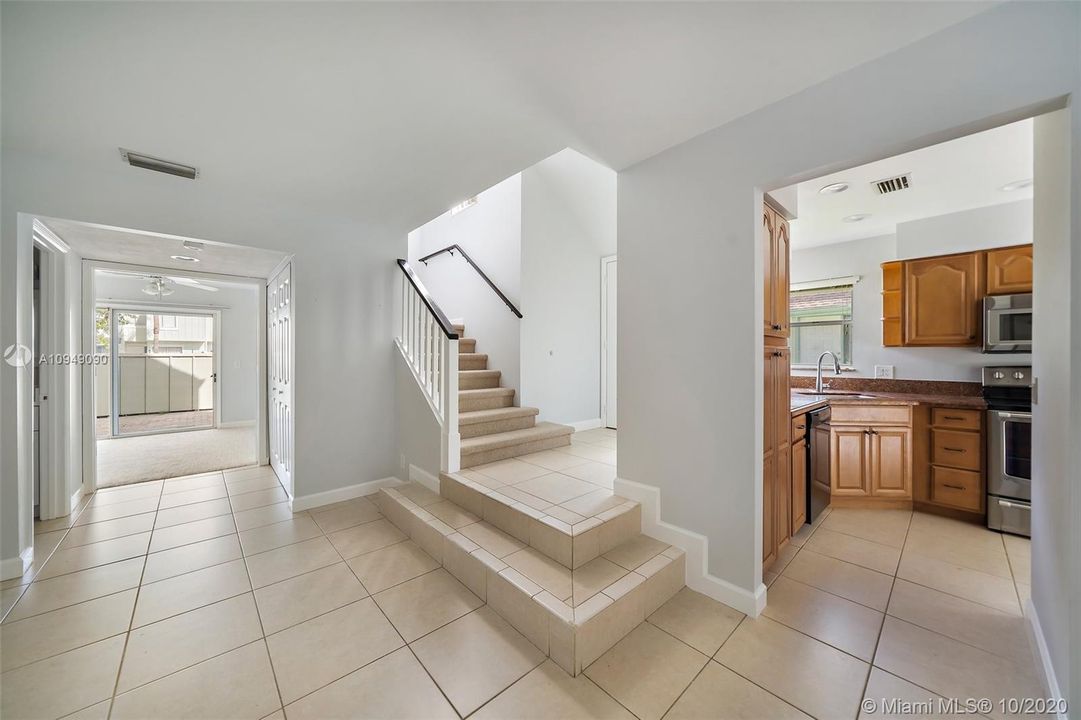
xmin=943 ymin=447 xmax=966 ymax=453
xmin=943 ymin=483 xmax=966 ymax=491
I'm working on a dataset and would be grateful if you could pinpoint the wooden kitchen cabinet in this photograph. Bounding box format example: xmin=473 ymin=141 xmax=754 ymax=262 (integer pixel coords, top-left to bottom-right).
xmin=830 ymin=404 xmax=914 ymax=505
xmin=762 ymin=346 xmax=791 ymax=566
xmin=791 ymin=435 xmax=807 ymax=533
xmin=881 ymin=261 xmax=903 ymax=347
xmin=904 ymin=253 xmax=982 ymax=346
xmin=763 ymin=204 xmax=790 ymax=340
xmin=922 ymin=407 xmax=985 ymax=515
xmin=986 ymin=245 xmax=1033 ymax=295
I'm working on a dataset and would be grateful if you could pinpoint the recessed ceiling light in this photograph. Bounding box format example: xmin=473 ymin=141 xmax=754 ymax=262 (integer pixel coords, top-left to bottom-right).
xmin=842 ymin=213 xmax=871 ymax=223
xmin=1000 ymin=179 xmax=1033 ymax=192
xmin=819 ymin=182 xmax=849 ymax=194
xmin=450 ymin=197 xmax=478 ymax=215
xmin=170 ymin=255 xmax=199 ymax=263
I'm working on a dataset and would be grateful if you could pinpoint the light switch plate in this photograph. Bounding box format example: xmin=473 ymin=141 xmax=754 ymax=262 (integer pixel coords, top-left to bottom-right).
xmin=874 ymin=365 xmax=895 ymax=379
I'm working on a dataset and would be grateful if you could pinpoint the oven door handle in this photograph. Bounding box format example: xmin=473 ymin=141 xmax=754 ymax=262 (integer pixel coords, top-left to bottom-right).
xmin=994 ymin=411 xmax=1032 ymax=421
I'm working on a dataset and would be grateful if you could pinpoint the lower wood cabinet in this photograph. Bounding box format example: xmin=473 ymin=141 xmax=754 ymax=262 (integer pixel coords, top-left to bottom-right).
xmin=923 ymin=407 xmax=985 ymax=515
xmin=830 ymin=404 xmax=913 ymax=504
xmin=791 ymin=435 xmax=807 ymax=534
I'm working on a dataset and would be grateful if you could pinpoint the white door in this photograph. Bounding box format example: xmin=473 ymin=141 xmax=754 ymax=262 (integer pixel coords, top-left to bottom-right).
xmin=267 ymin=263 xmax=293 ymax=497
xmin=603 ymin=258 xmax=617 ymax=429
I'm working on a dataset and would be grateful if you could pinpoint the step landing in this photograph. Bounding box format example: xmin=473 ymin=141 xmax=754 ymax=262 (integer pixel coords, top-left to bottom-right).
xmin=374 ymin=483 xmax=685 ymax=676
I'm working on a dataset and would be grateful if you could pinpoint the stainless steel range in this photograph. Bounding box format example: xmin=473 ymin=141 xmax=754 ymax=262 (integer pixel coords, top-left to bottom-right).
xmin=983 ymin=366 xmax=1031 ymax=537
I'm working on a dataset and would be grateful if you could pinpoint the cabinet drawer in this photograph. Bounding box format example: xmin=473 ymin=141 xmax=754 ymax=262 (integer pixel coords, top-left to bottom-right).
xmin=931 ymin=407 xmax=981 ymax=431
xmin=791 ymin=414 xmax=808 ymax=439
xmin=930 ymin=466 xmax=982 ymax=512
xmin=931 ymin=429 xmax=981 ymax=471
xmin=831 ymin=404 xmax=912 ymax=427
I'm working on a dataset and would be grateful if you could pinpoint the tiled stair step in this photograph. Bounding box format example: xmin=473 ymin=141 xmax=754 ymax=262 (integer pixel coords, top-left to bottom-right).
xmin=459 ymin=352 xmax=489 ymax=371
xmin=460 ymin=387 xmax=515 ymax=412
xmin=458 ymin=338 xmax=477 ymax=353
xmin=459 ymin=422 xmax=573 ymax=468
xmin=459 ymin=406 xmax=539 ymax=439
xmin=440 ymin=471 xmax=640 ymax=569
xmin=374 ymin=483 xmax=685 ymax=676
xmin=460 ymin=369 xmax=502 ymax=390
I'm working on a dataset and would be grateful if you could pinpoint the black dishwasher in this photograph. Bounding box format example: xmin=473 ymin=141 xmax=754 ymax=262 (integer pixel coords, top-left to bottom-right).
xmin=807 ymin=406 xmax=832 ymax=523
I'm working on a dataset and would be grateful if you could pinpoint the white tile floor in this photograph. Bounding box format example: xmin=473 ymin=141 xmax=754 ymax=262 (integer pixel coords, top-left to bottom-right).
xmin=1 ymin=437 xmax=1047 ymax=720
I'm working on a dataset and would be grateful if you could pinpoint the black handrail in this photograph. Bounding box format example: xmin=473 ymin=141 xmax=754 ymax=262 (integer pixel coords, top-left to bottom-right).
xmin=397 ymin=259 xmax=459 ymax=339
xmin=418 ymin=244 xmax=523 ymax=319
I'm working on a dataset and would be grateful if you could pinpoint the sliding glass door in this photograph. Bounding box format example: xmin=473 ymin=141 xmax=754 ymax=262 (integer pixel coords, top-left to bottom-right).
xmin=96 ymin=306 xmax=219 ymax=438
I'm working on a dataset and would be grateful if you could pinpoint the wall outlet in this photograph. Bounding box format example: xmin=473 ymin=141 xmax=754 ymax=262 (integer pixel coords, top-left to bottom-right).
xmin=874 ymin=365 xmax=895 ymax=379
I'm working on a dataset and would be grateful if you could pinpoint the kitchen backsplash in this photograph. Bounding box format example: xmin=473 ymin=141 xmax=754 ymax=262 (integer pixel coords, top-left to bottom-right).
xmin=789 ymin=375 xmax=982 ymax=397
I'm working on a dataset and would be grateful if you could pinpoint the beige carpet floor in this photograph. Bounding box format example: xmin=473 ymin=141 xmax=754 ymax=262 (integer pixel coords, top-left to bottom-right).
xmin=96 ymin=426 xmax=257 ymax=487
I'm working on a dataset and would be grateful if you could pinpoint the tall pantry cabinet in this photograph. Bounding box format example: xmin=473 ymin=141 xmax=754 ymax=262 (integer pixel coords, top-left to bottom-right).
xmin=762 ymin=202 xmax=792 ymax=569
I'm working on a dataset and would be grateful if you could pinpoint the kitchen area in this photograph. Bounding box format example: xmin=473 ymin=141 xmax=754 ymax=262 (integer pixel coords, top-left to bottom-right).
xmin=761 ymin=119 xmax=1035 ymax=631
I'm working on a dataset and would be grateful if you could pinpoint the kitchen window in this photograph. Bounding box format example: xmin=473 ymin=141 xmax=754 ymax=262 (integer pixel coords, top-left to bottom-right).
xmin=790 ymin=279 xmax=855 ymax=366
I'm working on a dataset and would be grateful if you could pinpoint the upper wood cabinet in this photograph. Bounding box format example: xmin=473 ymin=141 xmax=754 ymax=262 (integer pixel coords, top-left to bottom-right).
xmin=881 ymin=261 xmax=903 ymax=347
xmin=904 ymin=253 xmax=982 ymax=346
xmin=986 ymin=245 xmax=1033 ymax=295
xmin=763 ymin=204 xmax=790 ymax=340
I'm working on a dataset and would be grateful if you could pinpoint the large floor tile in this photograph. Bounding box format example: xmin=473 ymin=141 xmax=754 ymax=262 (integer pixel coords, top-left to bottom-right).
xmin=781 ymin=549 xmax=894 ymax=611
xmin=560 ymin=461 xmax=617 ymax=489
xmin=820 ymin=508 xmax=912 ymax=548
xmin=603 ymin=534 xmax=667 ymax=571
xmin=254 ymin=562 xmax=368 ymax=634
xmin=647 ymin=587 xmax=745 ymax=656
xmin=239 ymin=515 xmax=322 ymax=556
xmin=157 ymin=484 xmax=229 ymax=510
xmin=36 ymin=532 xmax=151 ymax=580
xmin=229 ymin=486 xmax=289 ymax=512
xmin=233 ymin=501 xmax=306 ymax=532
xmin=153 ymin=498 xmax=233 ymax=529
xmin=0 ymin=635 xmax=126 ymax=720
xmin=514 ymin=472 xmax=598 ymax=505
xmin=284 ymin=646 xmax=456 ymax=720
xmin=142 ymin=534 xmax=242 ymax=584
xmin=0 ymin=589 xmax=136 ymax=672
xmin=162 ymin=471 xmax=224 ymax=495
xmin=111 ymin=640 xmax=281 ymax=720
xmin=860 ymin=667 xmax=972 ymax=719
xmin=132 ymin=558 xmax=251 ymax=627
xmin=1003 ymin=534 xmax=1031 ymax=585
xmin=803 ymin=528 xmax=902 ymax=575
xmin=411 ymin=606 xmax=545 ymax=717
xmin=584 ymin=621 xmax=708 ymax=720
xmin=763 ymin=576 xmax=884 ymax=661
xmin=458 ymin=521 xmax=525 ymax=558
xmin=474 ymin=660 xmax=635 ymax=720
xmin=426 ymin=500 xmax=480 ymax=529
xmin=887 ymin=579 xmax=1032 ymax=666
xmin=345 ymin=540 xmax=439 ymax=594
xmin=148 ymin=514 xmax=237 ymax=553
xmin=60 ymin=512 xmax=155 ymax=549
xmin=896 ymin=551 xmax=1020 ymax=615
xmin=472 ymin=458 xmax=552 ymax=484
xmin=571 ymin=557 xmax=627 ymax=607
xmin=5 ymin=557 xmax=144 ymax=622
xmin=227 ymin=474 xmax=284 ymax=496
xmin=504 ymin=547 xmax=572 ymax=601
xmin=118 ymin=593 xmax=263 ymax=692
xmin=903 ymin=532 xmax=1012 ymax=579
xmin=309 ymin=497 xmax=382 ymax=534
xmin=517 ymin=449 xmax=590 ymax=471
xmin=266 ymin=597 xmax=404 ymax=704
xmin=89 ymin=482 xmax=162 ymax=506
xmin=244 ymin=536 xmax=341 ymax=589
xmin=373 ymin=568 xmax=482 ymax=642
xmin=716 ymin=615 xmax=869 ymax=720
xmin=61 ymin=699 xmax=113 ymax=720
xmin=326 ymin=518 xmax=406 ymax=559
xmin=666 ymin=660 xmax=811 ymax=720
xmin=74 ymin=497 xmax=160 ymax=526
xmin=874 ymin=617 xmax=1044 ymax=720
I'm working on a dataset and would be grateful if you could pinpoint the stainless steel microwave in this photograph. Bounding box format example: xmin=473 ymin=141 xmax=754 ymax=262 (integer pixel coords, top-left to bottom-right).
xmin=984 ymin=293 xmax=1032 ymax=353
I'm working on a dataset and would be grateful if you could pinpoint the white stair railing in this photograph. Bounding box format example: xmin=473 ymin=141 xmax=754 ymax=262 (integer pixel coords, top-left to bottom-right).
xmin=396 ymin=259 xmax=460 ymax=473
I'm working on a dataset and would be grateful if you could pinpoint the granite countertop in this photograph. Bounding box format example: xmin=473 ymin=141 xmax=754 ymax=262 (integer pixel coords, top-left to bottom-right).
xmin=790 ymin=389 xmax=986 ymax=415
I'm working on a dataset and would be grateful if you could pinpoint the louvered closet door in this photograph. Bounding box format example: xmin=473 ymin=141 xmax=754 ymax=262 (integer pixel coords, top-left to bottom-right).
xmin=267 ymin=263 xmax=293 ymax=497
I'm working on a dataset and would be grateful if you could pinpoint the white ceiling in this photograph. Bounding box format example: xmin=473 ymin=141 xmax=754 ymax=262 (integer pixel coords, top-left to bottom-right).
xmin=786 ymin=117 xmax=1033 ymax=248
xmin=44 ymin=218 xmax=288 ymax=278
xmin=1 ymin=2 xmax=993 ymax=234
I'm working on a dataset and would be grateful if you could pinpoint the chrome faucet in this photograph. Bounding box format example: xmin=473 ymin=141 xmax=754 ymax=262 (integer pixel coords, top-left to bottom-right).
xmin=816 ymin=351 xmax=842 ymax=393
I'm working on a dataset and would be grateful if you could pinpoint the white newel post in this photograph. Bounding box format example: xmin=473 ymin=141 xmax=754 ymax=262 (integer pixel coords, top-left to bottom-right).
xmin=442 ymin=334 xmax=460 ymax=474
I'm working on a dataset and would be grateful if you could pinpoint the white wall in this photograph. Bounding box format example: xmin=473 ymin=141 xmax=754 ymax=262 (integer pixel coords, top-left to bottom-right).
xmin=408 ymin=149 xmax=618 ymax=426
xmin=521 ymin=149 xmax=617 ymax=424
xmin=791 ymin=200 xmax=1032 ymax=381
xmin=94 ymin=273 xmax=260 ymax=425
xmin=394 ymin=351 xmax=443 ymax=483
xmin=617 ymin=0 xmax=1079 ymax=631
xmin=408 ymin=175 xmax=523 ymax=398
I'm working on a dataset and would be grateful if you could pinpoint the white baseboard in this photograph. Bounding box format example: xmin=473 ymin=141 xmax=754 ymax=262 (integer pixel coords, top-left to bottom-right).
xmin=408 ymin=464 xmax=440 ymax=493
xmin=569 ymin=418 xmax=605 ymax=432
xmin=1025 ymin=598 xmax=1068 ymax=715
xmin=70 ymin=486 xmax=86 ymax=515
xmin=615 ymin=477 xmax=765 ymax=617
xmin=220 ymin=420 xmax=257 ymax=429
xmin=291 ymin=476 xmax=403 ymax=513
xmin=0 ymin=546 xmax=34 ymax=582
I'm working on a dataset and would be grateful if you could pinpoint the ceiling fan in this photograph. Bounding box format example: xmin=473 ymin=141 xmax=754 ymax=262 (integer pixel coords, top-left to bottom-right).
xmin=97 ymin=270 xmax=219 ymax=298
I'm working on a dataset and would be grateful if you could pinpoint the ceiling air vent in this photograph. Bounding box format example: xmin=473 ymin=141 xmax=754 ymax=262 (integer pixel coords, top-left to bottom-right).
xmin=119 ymin=148 xmax=199 ymax=179
xmin=872 ymin=173 xmax=911 ymax=195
